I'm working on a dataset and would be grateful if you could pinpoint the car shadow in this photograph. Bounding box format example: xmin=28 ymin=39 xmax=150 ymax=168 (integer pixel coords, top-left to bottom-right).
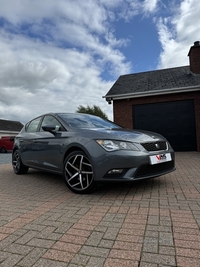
xmin=20 ymin=169 xmax=167 ymax=196
xmin=94 ymin=177 xmax=166 ymax=196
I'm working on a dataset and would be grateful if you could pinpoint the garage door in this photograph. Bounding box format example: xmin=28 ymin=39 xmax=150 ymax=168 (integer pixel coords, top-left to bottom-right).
xmin=133 ymin=100 xmax=197 ymax=151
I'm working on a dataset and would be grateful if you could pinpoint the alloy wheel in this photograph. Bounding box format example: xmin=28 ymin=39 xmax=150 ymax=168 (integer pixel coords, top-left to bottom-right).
xmin=64 ymin=153 xmax=94 ymax=192
xmin=12 ymin=150 xmax=29 ymax=174
xmin=12 ymin=150 xmax=20 ymax=173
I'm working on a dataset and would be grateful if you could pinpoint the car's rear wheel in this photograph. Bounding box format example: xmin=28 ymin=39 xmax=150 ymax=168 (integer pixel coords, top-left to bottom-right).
xmin=0 ymin=146 xmax=7 ymax=153
xmin=12 ymin=150 xmax=29 ymax=174
xmin=64 ymin=151 xmax=96 ymax=194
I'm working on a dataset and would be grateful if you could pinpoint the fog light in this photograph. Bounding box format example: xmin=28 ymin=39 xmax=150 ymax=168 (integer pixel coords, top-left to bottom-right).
xmin=108 ymin=169 xmax=124 ymax=174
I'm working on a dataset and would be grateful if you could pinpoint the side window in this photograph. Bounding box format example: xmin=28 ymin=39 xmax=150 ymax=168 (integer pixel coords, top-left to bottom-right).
xmin=40 ymin=115 xmax=63 ymax=131
xmin=26 ymin=117 xmax=41 ymax=132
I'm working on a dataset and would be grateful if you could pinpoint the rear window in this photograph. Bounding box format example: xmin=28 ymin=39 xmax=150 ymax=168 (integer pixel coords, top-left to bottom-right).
xmin=26 ymin=117 xmax=42 ymax=132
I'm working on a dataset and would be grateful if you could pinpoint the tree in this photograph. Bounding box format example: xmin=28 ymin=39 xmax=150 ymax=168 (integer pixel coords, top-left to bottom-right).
xmin=76 ymin=105 xmax=108 ymax=120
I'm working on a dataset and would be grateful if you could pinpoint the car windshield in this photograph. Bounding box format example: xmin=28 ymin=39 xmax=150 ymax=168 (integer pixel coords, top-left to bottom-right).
xmin=59 ymin=113 xmax=121 ymax=129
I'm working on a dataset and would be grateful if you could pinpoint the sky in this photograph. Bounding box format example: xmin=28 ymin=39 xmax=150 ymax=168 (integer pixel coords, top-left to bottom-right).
xmin=0 ymin=0 xmax=200 ymax=124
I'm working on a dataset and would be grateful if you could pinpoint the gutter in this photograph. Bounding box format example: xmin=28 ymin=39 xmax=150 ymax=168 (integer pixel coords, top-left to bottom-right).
xmin=103 ymin=85 xmax=200 ymax=102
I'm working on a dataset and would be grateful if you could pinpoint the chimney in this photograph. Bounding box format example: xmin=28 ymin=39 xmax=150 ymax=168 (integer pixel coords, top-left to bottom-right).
xmin=188 ymin=41 xmax=200 ymax=74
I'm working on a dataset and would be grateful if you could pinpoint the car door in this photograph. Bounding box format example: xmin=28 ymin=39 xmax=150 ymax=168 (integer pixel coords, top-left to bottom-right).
xmin=20 ymin=116 xmax=43 ymax=166
xmin=32 ymin=115 xmax=65 ymax=172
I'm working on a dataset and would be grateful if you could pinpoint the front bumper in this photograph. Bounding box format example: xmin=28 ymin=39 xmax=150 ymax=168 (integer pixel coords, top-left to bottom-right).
xmin=85 ymin=141 xmax=175 ymax=182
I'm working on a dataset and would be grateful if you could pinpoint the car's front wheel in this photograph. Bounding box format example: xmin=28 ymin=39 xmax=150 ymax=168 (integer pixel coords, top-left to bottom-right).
xmin=12 ymin=150 xmax=29 ymax=174
xmin=64 ymin=151 xmax=96 ymax=194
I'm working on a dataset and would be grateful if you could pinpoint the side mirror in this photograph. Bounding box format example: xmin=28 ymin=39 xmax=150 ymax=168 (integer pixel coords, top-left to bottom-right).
xmin=42 ymin=125 xmax=60 ymax=134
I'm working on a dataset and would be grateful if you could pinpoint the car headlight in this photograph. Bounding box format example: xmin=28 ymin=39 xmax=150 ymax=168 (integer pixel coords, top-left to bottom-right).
xmin=96 ymin=140 xmax=139 ymax=152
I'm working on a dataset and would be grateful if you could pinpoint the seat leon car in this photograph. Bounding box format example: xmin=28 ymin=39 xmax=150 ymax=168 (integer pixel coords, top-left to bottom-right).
xmin=12 ymin=113 xmax=175 ymax=194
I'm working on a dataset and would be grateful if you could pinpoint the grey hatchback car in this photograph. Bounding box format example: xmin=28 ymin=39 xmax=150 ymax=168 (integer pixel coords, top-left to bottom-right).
xmin=12 ymin=113 xmax=175 ymax=193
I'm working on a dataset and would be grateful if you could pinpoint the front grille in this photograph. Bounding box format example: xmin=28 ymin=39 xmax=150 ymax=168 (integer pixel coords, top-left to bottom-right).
xmin=135 ymin=161 xmax=175 ymax=178
xmin=141 ymin=141 xmax=167 ymax=151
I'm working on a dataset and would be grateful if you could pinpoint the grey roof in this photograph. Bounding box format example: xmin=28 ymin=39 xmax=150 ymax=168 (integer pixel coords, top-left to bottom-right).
xmin=104 ymin=66 xmax=200 ymax=99
xmin=0 ymin=119 xmax=23 ymax=132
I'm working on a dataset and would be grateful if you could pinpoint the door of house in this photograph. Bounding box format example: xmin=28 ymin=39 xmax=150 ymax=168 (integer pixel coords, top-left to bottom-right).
xmin=133 ymin=100 xmax=197 ymax=151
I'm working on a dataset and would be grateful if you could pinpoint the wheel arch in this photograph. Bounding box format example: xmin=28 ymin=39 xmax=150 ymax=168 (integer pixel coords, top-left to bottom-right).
xmin=12 ymin=145 xmax=19 ymax=155
xmin=63 ymin=145 xmax=91 ymax=164
xmin=12 ymin=146 xmax=17 ymax=153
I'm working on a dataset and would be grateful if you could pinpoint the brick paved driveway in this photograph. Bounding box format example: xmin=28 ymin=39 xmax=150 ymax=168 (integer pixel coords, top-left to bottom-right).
xmin=0 ymin=152 xmax=200 ymax=267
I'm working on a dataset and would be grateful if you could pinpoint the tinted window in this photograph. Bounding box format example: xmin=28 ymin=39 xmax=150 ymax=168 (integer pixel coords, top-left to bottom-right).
xmin=40 ymin=115 xmax=63 ymax=131
xmin=26 ymin=117 xmax=41 ymax=132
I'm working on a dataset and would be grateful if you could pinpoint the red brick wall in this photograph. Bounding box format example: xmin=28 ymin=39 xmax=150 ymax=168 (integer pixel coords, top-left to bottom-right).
xmin=188 ymin=42 xmax=200 ymax=74
xmin=113 ymin=91 xmax=200 ymax=151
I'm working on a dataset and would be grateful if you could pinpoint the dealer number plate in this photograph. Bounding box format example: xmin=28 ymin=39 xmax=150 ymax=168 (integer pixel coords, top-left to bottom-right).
xmin=150 ymin=153 xmax=172 ymax=165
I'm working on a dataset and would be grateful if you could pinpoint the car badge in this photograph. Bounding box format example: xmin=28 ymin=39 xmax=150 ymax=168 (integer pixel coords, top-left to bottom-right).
xmin=155 ymin=143 xmax=160 ymax=149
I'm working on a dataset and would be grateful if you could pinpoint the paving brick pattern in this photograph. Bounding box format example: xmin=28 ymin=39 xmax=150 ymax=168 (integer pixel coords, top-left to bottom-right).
xmin=0 ymin=152 xmax=199 ymax=267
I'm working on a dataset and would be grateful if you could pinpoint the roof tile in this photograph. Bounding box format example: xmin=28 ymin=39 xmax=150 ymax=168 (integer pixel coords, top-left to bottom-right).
xmin=105 ymin=66 xmax=200 ymax=97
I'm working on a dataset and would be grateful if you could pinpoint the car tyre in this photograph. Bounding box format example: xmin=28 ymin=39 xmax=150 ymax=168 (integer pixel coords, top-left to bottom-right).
xmin=64 ymin=151 xmax=96 ymax=194
xmin=12 ymin=150 xmax=29 ymax=174
xmin=0 ymin=146 xmax=7 ymax=153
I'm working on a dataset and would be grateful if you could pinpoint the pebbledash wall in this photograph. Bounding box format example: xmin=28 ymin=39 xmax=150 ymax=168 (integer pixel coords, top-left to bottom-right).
xmin=105 ymin=42 xmax=200 ymax=151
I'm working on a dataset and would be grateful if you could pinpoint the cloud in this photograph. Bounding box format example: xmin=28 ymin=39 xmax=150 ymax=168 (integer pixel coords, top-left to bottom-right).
xmin=157 ymin=0 xmax=200 ymax=69
xmin=0 ymin=0 xmax=200 ymax=125
xmin=0 ymin=31 xmax=114 ymax=123
xmin=143 ymin=0 xmax=159 ymax=13
xmin=0 ymin=0 xmax=133 ymax=123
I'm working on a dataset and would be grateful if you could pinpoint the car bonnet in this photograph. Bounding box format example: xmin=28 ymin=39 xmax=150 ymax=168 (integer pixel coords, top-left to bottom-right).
xmin=83 ymin=128 xmax=165 ymax=143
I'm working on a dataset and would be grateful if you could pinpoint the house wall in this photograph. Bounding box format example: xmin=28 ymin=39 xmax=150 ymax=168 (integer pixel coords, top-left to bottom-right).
xmin=113 ymin=91 xmax=200 ymax=151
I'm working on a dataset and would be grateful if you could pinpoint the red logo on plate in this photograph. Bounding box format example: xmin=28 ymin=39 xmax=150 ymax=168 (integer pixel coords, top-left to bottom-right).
xmin=156 ymin=155 xmax=161 ymax=161
xmin=156 ymin=154 xmax=166 ymax=161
